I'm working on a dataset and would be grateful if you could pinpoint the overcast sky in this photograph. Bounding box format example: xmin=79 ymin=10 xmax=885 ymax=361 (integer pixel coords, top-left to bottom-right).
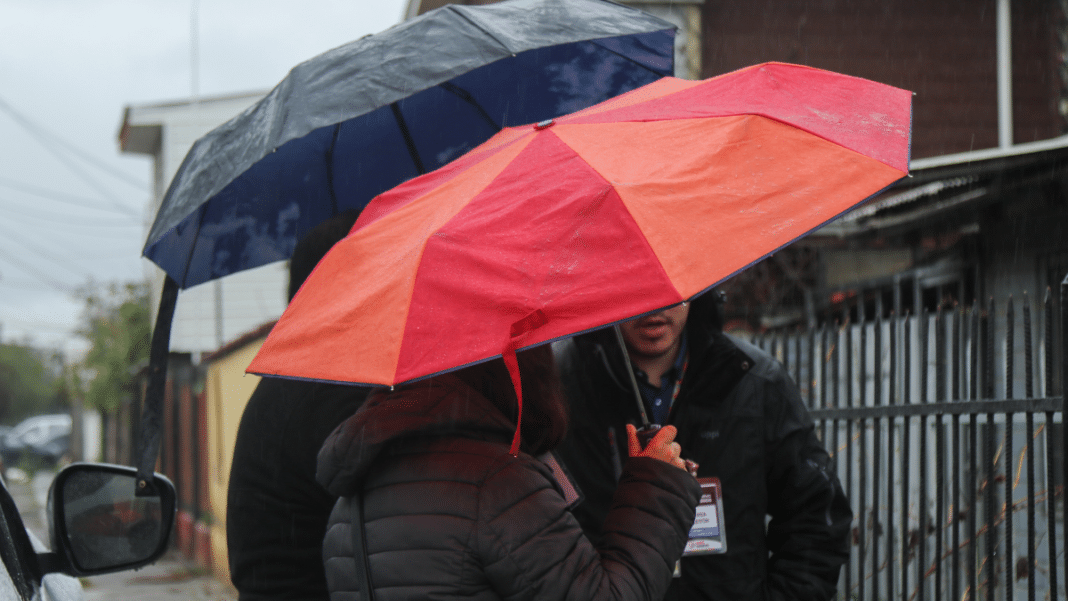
xmin=0 ymin=0 xmax=407 ymax=357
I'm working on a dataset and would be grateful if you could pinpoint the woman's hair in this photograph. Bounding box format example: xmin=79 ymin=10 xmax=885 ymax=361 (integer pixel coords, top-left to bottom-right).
xmin=453 ymin=345 xmax=568 ymax=456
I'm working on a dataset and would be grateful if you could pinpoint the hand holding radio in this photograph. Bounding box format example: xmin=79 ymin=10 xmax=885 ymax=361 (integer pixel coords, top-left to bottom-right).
xmin=626 ymin=424 xmax=687 ymax=471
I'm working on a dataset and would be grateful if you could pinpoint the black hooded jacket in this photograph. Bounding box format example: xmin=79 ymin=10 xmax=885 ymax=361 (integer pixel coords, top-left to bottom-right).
xmin=317 ymin=374 xmax=701 ymax=601
xmin=227 ymin=378 xmax=368 ymax=600
xmin=555 ymin=295 xmax=851 ymax=601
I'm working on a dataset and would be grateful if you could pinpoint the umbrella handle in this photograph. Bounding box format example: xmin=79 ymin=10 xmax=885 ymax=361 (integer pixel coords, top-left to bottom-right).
xmin=613 ymin=325 xmax=650 ymax=427
xmin=135 ymin=275 xmax=179 ymax=496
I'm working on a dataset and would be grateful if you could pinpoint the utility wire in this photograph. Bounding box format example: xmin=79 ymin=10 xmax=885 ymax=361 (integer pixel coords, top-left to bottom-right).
xmin=0 ymin=95 xmax=142 ymax=218
xmin=1 ymin=195 xmax=141 ymax=228
xmin=0 ymin=96 xmax=148 ymax=191
xmin=0 ymin=277 xmax=68 ymax=292
xmin=0 ymin=246 xmax=74 ymax=293
xmin=0 ymin=232 xmax=135 ymax=265
xmin=0 ymin=222 xmax=95 ymax=279
xmin=0 ymin=175 xmax=143 ymax=218
xmin=0 ymin=319 xmax=78 ymax=335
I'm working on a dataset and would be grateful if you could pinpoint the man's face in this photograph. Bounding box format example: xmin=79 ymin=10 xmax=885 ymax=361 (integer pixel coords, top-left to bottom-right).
xmin=619 ymin=303 xmax=690 ymax=360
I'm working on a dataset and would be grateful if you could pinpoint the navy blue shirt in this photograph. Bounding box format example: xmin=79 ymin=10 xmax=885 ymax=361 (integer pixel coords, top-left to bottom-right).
xmin=633 ymin=332 xmax=688 ymax=425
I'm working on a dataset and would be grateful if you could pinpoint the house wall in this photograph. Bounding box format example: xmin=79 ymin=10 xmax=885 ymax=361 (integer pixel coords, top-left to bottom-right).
xmin=204 ymin=337 xmax=266 ymax=582
xmin=702 ymin=0 xmax=1062 ymax=159
xmin=981 ymin=184 xmax=1068 ymax=299
xmin=122 ymin=93 xmax=291 ymax=354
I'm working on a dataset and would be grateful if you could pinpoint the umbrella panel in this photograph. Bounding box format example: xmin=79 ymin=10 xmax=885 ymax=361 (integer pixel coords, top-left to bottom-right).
xmin=250 ymin=62 xmax=912 ymax=387
xmin=144 ymin=31 xmax=674 ymax=289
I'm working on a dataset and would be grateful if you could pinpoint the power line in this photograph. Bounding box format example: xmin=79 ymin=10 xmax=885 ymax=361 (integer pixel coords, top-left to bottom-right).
xmin=0 ymin=222 xmax=93 ymax=279
xmin=1 ymin=195 xmax=141 ymax=229
xmin=0 ymin=246 xmax=74 ymax=293
xmin=0 ymin=318 xmax=78 ymax=336
xmin=0 ymin=94 xmax=142 ymax=218
xmin=0 ymin=277 xmax=67 ymax=292
xmin=0 ymin=93 xmax=150 ymax=190
xmin=0 ymin=175 xmax=143 ymax=219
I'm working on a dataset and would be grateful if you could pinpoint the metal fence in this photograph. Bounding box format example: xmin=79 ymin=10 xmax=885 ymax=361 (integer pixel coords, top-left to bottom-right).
xmin=752 ymin=283 xmax=1067 ymax=601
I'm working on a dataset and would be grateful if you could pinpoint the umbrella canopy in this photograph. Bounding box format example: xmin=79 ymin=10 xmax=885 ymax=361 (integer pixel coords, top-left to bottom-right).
xmin=248 ymin=62 xmax=912 ymax=391
xmin=144 ymin=0 xmax=675 ymax=289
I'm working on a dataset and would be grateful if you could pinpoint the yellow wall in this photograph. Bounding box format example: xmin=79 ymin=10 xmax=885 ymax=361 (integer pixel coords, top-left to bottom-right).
xmin=204 ymin=335 xmax=266 ymax=582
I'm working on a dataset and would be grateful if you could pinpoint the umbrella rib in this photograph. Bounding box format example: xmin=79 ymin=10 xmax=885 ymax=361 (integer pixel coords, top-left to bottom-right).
xmin=178 ymin=203 xmax=210 ymax=288
xmin=438 ymin=82 xmax=502 ymax=132
xmin=445 ymin=5 xmax=515 ymax=56
xmin=390 ymin=103 xmax=426 ymax=175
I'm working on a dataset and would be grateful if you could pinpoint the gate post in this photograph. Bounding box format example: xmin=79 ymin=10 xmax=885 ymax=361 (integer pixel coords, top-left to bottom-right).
xmin=1060 ymin=274 xmax=1068 ymax=586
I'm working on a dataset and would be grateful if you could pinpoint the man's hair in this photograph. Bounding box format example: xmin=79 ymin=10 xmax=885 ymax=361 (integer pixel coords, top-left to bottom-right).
xmin=288 ymin=209 xmax=362 ymax=301
xmin=453 ymin=345 xmax=568 ymax=456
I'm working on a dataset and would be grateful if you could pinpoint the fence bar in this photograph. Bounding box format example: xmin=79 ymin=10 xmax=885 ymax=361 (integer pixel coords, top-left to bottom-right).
xmin=820 ymin=326 xmax=827 ymax=412
xmin=1023 ymin=295 xmax=1036 ymax=601
xmin=793 ymin=330 xmax=801 ymax=393
xmin=935 ymin=309 xmax=945 ymax=601
xmin=950 ymin=310 xmax=963 ymax=601
xmin=954 ymin=303 xmax=962 ymax=402
xmin=984 ymin=298 xmax=996 ymax=601
xmin=777 ymin=330 xmax=787 ymax=375
xmin=872 ymin=313 xmax=882 ymax=599
xmin=902 ymin=312 xmax=912 ymax=601
xmin=887 ymin=313 xmax=896 ymax=601
xmin=1043 ymin=287 xmax=1059 ymax=600
xmin=1060 ymin=276 xmax=1068 ymax=598
xmin=918 ymin=309 xmax=928 ymax=601
xmin=967 ymin=303 xmax=981 ymax=601
xmin=1004 ymin=297 xmax=1014 ymax=601
xmin=859 ymin=301 xmax=868 ymax=601
xmin=809 ymin=327 xmax=816 ymax=408
xmin=845 ymin=313 xmax=855 ymax=597
xmin=830 ymin=322 xmax=844 ymax=599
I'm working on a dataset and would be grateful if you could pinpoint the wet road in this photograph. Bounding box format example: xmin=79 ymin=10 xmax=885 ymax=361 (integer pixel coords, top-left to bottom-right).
xmin=6 ymin=468 xmax=236 ymax=600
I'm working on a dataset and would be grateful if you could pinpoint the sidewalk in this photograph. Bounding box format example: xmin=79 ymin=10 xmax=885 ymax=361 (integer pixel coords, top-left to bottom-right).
xmin=79 ymin=550 xmax=237 ymax=601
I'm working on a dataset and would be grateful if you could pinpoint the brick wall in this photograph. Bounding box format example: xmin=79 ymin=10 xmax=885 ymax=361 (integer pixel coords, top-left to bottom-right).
xmin=702 ymin=0 xmax=1061 ymax=158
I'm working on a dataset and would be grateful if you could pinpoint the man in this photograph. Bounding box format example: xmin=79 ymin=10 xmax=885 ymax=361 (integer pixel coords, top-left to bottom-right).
xmin=227 ymin=211 xmax=367 ymax=601
xmin=556 ymin=292 xmax=851 ymax=601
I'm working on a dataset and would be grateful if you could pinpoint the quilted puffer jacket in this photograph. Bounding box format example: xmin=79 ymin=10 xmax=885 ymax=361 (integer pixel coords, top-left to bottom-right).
xmin=317 ymin=374 xmax=701 ymax=601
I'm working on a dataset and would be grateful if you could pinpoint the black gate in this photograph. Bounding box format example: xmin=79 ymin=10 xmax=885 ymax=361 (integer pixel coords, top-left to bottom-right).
xmin=752 ymin=281 xmax=1068 ymax=601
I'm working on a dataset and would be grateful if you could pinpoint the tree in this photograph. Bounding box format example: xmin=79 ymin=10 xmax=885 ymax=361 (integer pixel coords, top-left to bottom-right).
xmin=0 ymin=343 xmax=63 ymax=424
xmin=76 ymin=281 xmax=151 ymax=412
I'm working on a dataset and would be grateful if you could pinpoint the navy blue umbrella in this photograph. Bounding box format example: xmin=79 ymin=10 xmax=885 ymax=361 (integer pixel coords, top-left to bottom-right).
xmin=144 ymin=0 xmax=675 ymax=289
xmin=135 ymin=0 xmax=675 ymax=490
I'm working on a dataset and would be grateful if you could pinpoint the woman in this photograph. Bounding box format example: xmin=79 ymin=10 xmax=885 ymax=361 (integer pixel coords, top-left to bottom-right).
xmin=317 ymin=346 xmax=700 ymax=601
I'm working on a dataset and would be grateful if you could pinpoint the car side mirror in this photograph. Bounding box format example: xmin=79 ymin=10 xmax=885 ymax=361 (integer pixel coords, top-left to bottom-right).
xmin=38 ymin=463 xmax=176 ymax=576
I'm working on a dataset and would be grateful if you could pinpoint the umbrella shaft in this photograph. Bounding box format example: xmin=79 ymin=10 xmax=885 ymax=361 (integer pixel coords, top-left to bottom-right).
xmin=613 ymin=325 xmax=650 ymax=427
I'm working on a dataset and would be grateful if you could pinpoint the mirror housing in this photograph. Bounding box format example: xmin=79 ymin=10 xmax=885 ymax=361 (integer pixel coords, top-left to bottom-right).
xmin=38 ymin=463 xmax=176 ymax=576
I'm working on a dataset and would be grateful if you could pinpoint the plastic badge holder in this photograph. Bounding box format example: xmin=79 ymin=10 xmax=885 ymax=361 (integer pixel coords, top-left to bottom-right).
xmin=683 ymin=477 xmax=726 ymax=555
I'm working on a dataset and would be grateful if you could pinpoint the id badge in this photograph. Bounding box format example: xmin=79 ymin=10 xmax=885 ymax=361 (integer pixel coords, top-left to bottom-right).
xmin=683 ymin=477 xmax=726 ymax=555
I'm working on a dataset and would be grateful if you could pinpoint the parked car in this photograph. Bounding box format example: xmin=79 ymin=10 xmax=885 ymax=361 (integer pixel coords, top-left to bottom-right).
xmin=0 ymin=462 xmax=176 ymax=600
xmin=1 ymin=415 xmax=72 ymax=467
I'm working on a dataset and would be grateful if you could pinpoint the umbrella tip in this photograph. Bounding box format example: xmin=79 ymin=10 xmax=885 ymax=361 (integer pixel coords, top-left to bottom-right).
xmin=534 ymin=119 xmax=555 ymax=130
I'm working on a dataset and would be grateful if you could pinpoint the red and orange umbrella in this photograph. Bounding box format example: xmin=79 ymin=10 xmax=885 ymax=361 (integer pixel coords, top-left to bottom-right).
xmin=249 ymin=62 xmax=911 ymax=450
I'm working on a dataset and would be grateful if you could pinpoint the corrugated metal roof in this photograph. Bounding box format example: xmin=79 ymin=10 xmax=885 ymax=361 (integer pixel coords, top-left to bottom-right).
xmin=819 ymin=134 xmax=1068 ymax=236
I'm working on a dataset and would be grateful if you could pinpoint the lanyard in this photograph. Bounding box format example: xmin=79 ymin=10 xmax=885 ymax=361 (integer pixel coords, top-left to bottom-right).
xmin=659 ymin=351 xmax=688 ymax=423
